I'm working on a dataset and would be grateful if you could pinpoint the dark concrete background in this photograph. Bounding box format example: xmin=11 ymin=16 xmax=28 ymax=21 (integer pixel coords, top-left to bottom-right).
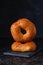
xmin=0 ymin=1 xmax=43 ymax=65
xmin=0 ymin=0 xmax=43 ymax=38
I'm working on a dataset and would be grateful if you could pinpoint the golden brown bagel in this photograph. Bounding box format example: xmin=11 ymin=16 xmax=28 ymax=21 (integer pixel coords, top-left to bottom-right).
xmin=10 ymin=18 xmax=36 ymax=42
xmin=11 ymin=41 xmax=37 ymax=52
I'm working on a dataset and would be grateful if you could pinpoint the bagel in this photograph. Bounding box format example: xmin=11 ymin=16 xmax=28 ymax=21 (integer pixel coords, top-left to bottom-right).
xmin=10 ymin=18 xmax=36 ymax=42
xmin=11 ymin=41 xmax=37 ymax=52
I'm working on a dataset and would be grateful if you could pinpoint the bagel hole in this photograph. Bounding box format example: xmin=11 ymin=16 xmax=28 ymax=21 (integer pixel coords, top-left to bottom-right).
xmin=20 ymin=28 xmax=26 ymax=34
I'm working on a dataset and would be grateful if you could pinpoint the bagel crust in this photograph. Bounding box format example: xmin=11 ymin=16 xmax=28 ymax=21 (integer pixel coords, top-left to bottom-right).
xmin=10 ymin=18 xmax=36 ymax=42
xmin=11 ymin=41 xmax=37 ymax=52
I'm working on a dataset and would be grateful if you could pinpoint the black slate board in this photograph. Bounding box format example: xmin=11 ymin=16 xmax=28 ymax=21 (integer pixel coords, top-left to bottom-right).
xmin=0 ymin=40 xmax=41 ymax=58
xmin=3 ymin=48 xmax=41 ymax=58
xmin=0 ymin=43 xmax=40 ymax=58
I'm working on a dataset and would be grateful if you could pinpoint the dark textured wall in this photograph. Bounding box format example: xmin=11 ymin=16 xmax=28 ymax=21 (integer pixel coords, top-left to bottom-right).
xmin=0 ymin=0 xmax=43 ymax=38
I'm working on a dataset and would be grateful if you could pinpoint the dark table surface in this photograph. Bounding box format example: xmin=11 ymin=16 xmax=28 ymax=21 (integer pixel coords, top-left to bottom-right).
xmin=0 ymin=38 xmax=43 ymax=65
xmin=0 ymin=52 xmax=43 ymax=65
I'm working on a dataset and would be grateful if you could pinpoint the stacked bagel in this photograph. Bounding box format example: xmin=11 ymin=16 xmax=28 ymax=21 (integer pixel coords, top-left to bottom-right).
xmin=10 ymin=18 xmax=37 ymax=52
